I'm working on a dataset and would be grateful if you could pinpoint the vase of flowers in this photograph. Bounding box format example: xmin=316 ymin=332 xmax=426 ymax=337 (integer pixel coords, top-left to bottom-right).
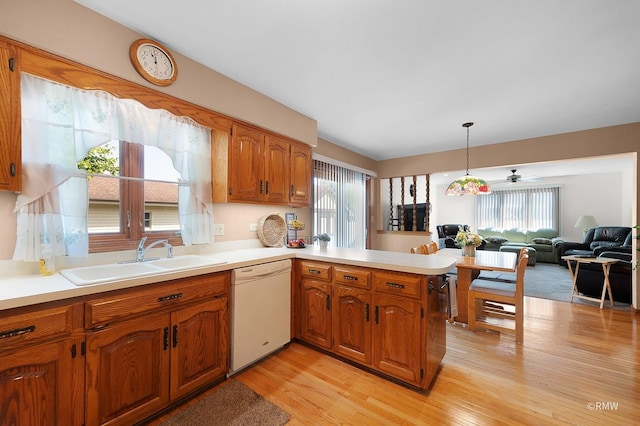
xmin=455 ymin=227 xmax=483 ymax=257
xmin=313 ymin=233 xmax=331 ymax=249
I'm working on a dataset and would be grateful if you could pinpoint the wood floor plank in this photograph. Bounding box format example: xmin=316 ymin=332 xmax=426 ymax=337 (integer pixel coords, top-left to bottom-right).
xmin=150 ymin=297 xmax=638 ymax=425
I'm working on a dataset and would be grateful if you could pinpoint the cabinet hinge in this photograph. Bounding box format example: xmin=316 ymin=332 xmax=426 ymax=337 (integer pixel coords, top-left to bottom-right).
xmin=420 ymin=368 xmax=424 ymax=379
xmin=228 ymin=187 xmax=232 ymax=196
xmin=8 ymin=57 xmax=15 ymax=72
xmin=81 ymin=341 xmax=86 ymax=356
xmin=230 ymin=127 xmax=233 ymax=136
xmin=421 ymin=307 xmax=424 ymax=318
xmin=71 ymin=343 xmax=77 ymax=358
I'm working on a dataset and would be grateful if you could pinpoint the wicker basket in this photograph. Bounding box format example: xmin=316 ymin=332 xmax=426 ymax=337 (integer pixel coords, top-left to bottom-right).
xmin=257 ymin=214 xmax=287 ymax=247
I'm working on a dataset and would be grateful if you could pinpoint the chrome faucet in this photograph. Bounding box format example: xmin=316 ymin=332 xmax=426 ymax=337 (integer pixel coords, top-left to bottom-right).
xmin=136 ymin=237 xmax=173 ymax=262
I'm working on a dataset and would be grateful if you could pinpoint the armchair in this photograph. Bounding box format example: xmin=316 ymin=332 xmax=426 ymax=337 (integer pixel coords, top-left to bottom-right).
xmin=436 ymin=224 xmax=469 ymax=248
xmin=556 ymin=226 xmax=632 ymax=265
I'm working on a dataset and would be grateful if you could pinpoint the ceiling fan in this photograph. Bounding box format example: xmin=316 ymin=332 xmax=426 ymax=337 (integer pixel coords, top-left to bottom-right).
xmin=505 ymin=169 xmax=540 ymax=184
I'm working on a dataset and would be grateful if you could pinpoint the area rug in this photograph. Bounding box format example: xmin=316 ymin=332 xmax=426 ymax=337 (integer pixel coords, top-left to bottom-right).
xmin=160 ymin=380 xmax=290 ymax=426
xmin=522 ymin=262 xmax=630 ymax=310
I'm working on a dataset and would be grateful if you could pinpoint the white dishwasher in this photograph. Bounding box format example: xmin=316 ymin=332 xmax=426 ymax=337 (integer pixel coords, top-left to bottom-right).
xmin=229 ymin=259 xmax=291 ymax=376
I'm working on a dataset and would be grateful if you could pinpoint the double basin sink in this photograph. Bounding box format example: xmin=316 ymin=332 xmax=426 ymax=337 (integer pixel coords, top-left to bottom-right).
xmin=60 ymin=255 xmax=227 ymax=286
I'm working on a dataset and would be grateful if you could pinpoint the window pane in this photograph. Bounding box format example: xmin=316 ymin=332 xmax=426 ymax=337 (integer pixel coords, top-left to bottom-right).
xmin=85 ymin=141 xmax=120 ymax=234
xmin=144 ymin=146 xmax=180 ymax=233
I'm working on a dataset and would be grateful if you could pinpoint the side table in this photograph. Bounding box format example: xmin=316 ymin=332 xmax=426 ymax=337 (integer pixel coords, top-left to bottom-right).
xmin=561 ymin=255 xmax=619 ymax=308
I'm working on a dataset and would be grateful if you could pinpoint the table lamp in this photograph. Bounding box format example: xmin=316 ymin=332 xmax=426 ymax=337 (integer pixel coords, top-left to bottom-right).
xmin=574 ymin=215 xmax=598 ymax=235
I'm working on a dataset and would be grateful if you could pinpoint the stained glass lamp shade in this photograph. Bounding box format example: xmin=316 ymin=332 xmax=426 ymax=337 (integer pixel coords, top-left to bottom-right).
xmin=445 ymin=122 xmax=491 ymax=196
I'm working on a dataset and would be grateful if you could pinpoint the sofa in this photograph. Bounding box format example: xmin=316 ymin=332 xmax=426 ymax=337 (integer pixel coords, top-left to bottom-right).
xmin=571 ymin=249 xmax=632 ymax=304
xmin=476 ymin=227 xmax=563 ymax=263
xmin=556 ymin=226 xmax=632 ymax=264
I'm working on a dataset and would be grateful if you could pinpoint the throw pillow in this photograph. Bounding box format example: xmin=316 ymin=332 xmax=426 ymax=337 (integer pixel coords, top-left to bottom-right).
xmin=532 ymin=237 xmax=552 ymax=245
xmin=486 ymin=236 xmax=508 ymax=244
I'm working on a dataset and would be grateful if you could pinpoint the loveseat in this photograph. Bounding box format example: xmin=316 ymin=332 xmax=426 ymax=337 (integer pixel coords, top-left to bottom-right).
xmin=476 ymin=227 xmax=563 ymax=263
xmin=555 ymin=226 xmax=632 ymax=264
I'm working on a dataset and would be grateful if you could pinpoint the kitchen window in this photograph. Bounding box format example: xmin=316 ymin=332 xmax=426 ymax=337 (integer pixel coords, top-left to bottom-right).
xmin=14 ymin=73 xmax=213 ymax=261
xmin=83 ymin=141 xmax=183 ymax=252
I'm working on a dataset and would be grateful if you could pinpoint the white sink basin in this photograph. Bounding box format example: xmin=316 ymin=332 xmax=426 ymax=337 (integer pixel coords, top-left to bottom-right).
xmin=60 ymin=255 xmax=227 ymax=286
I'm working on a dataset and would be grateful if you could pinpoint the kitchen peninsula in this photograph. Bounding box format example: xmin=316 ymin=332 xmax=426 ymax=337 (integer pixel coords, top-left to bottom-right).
xmin=0 ymin=246 xmax=455 ymax=425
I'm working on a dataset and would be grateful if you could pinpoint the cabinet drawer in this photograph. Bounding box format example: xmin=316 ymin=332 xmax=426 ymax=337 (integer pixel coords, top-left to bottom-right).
xmin=299 ymin=261 xmax=332 ymax=282
xmin=0 ymin=304 xmax=75 ymax=351
xmin=85 ymin=272 xmax=228 ymax=328
xmin=373 ymin=271 xmax=423 ymax=299
xmin=334 ymin=266 xmax=371 ymax=289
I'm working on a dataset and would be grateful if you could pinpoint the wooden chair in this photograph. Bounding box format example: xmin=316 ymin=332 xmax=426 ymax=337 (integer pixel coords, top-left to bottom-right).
xmin=476 ymin=246 xmax=528 ymax=283
xmin=410 ymin=244 xmax=429 ymax=254
xmin=468 ymin=251 xmax=529 ymax=343
xmin=410 ymin=242 xmax=438 ymax=255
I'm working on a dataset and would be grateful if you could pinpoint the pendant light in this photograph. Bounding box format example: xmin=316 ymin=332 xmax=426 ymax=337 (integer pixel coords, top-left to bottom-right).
xmin=445 ymin=122 xmax=491 ymax=196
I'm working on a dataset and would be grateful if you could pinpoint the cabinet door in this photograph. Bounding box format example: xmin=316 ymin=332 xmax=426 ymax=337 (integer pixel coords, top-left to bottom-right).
xmin=170 ymin=297 xmax=228 ymax=400
xmin=299 ymin=279 xmax=332 ymax=349
xmin=0 ymin=40 xmax=21 ymax=192
xmin=0 ymin=338 xmax=83 ymax=426
xmin=229 ymin=124 xmax=264 ymax=202
xmin=85 ymin=313 xmax=170 ymax=426
xmin=289 ymin=143 xmax=311 ymax=206
xmin=372 ymin=294 xmax=422 ymax=386
xmin=264 ymin=135 xmax=290 ymax=204
xmin=333 ymin=284 xmax=371 ymax=364
xmin=425 ymin=276 xmax=446 ymax=386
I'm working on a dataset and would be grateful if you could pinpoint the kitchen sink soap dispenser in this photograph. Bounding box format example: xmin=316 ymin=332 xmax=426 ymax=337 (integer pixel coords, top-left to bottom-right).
xmin=39 ymin=244 xmax=56 ymax=276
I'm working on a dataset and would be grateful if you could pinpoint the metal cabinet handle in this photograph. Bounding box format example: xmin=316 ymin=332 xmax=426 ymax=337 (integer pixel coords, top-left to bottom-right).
xmin=163 ymin=327 xmax=169 ymax=350
xmin=374 ymin=306 xmax=379 ymax=324
xmin=326 ymin=294 xmax=331 ymax=311
xmin=308 ymin=269 xmax=321 ymax=274
xmin=342 ymin=275 xmax=358 ymax=281
xmin=365 ymin=303 xmax=370 ymax=321
xmin=0 ymin=325 xmax=35 ymax=340
xmin=158 ymin=292 xmax=183 ymax=303
xmin=386 ymin=282 xmax=405 ymax=289
xmin=172 ymin=325 xmax=178 ymax=348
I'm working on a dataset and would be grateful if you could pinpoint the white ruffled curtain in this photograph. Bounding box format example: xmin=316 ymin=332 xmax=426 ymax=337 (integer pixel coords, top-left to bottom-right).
xmin=14 ymin=73 xmax=213 ymax=261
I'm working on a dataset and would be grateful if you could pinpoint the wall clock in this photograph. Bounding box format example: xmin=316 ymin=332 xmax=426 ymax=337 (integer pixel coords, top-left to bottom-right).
xmin=129 ymin=38 xmax=178 ymax=86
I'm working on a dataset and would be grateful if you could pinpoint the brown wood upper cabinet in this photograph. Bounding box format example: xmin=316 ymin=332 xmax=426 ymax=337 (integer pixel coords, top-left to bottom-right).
xmin=213 ymin=123 xmax=311 ymax=206
xmin=0 ymin=38 xmax=21 ymax=192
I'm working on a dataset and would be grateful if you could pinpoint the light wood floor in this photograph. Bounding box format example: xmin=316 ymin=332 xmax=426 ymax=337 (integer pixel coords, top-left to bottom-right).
xmin=153 ymin=297 xmax=639 ymax=425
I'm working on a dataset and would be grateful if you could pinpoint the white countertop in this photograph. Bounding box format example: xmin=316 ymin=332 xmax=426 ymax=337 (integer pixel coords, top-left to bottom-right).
xmin=0 ymin=246 xmax=457 ymax=311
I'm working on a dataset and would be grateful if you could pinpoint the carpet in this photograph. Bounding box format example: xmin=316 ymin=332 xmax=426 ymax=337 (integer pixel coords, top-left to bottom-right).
xmin=160 ymin=380 xmax=290 ymax=426
xmin=522 ymin=262 xmax=630 ymax=310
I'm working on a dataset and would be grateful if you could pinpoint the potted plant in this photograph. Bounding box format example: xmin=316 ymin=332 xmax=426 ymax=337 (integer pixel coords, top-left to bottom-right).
xmin=454 ymin=226 xmax=483 ymax=257
xmin=313 ymin=233 xmax=331 ymax=249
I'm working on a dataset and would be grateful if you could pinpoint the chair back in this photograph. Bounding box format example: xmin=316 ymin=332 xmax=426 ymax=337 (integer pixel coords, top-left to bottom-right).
xmin=514 ymin=250 xmax=529 ymax=300
xmin=410 ymin=242 xmax=438 ymax=255
xmin=410 ymin=244 xmax=429 ymax=254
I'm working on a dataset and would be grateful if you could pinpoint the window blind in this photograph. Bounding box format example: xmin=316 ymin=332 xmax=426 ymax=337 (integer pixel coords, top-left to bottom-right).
xmin=312 ymin=160 xmax=367 ymax=249
xmin=476 ymin=187 xmax=560 ymax=230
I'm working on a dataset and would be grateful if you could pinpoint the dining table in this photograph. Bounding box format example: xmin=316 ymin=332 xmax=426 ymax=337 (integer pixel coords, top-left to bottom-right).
xmin=437 ymin=248 xmax=518 ymax=324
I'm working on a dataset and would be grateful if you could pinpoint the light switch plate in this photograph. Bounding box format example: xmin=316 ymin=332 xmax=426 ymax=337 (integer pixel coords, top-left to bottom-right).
xmin=249 ymin=223 xmax=258 ymax=231
xmin=213 ymin=224 xmax=225 ymax=236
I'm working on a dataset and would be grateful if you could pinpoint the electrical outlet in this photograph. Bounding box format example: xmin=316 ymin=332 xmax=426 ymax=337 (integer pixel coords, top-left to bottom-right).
xmin=213 ymin=224 xmax=225 ymax=236
xmin=249 ymin=223 xmax=258 ymax=231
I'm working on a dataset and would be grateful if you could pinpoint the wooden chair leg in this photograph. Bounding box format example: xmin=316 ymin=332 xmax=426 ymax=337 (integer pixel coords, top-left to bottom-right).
xmin=468 ymin=293 xmax=476 ymax=331
xmin=515 ymin=302 xmax=523 ymax=344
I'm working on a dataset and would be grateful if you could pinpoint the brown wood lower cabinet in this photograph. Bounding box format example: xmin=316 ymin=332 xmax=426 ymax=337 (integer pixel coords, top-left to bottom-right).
xmin=296 ymin=260 xmax=445 ymax=389
xmin=0 ymin=271 xmax=229 ymax=426
xmin=85 ymin=273 xmax=229 ymax=426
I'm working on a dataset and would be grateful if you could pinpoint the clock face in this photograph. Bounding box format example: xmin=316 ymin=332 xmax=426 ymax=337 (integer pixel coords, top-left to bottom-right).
xmin=129 ymin=39 xmax=178 ymax=86
xmin=137 ymin=44 xmax=174 ymax=80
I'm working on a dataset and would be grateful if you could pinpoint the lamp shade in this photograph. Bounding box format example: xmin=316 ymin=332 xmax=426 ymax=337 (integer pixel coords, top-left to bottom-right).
xmin=574 ymin=215 xmax=597 ymax=231
xmin=445 ymin=175 xmax=491 ymax=196
xmin=444 ymin=122 xmax=491 ymax=196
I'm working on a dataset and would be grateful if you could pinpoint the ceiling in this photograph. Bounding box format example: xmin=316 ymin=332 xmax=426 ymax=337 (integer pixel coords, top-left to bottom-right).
xmin=75 ymin=0 xmax=639 ymax=166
